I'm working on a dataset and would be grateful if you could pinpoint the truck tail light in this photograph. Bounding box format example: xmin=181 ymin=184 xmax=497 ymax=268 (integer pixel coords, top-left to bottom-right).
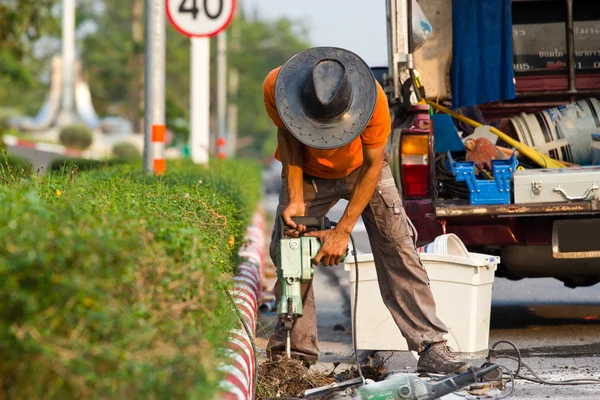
xmin=401 ymin=134 xmax=430 ymax=197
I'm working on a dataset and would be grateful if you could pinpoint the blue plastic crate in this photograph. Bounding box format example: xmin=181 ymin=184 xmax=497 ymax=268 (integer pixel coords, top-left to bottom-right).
xmin=446 ymin=150 xmax=518 ymax=205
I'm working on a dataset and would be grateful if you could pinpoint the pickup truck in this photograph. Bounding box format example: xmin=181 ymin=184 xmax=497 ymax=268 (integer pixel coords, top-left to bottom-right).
xmin=379 ymin=0 xmax=600 ymax=288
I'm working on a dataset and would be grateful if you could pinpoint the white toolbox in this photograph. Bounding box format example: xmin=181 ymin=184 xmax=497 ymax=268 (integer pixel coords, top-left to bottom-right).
xmin=345 ymin=252 xmax=499 ymax=357
xmin=513 ymin=166 xmax=600 ymax=204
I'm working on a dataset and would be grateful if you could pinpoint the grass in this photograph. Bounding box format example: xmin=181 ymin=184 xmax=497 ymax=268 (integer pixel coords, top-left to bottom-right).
xmin=0 ymin=151 xmax=33 ymax=177
xmin=0 ymin=158 xmax=261 ymax=399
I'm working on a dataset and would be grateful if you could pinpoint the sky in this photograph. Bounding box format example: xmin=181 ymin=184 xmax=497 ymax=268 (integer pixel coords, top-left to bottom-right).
xmin=241 ymin=0 xmax=390 ymax=67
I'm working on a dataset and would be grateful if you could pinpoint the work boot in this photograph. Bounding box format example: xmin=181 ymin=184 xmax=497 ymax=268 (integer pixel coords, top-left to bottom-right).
xmin=417 ymin=343 xmax=472 ymax=375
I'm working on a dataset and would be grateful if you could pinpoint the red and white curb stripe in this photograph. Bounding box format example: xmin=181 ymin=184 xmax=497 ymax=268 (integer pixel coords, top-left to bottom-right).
xmin=220 ymin=211 xmax=265 ymax=400
xmin=3 ymin=134 xmax=101 ymax=159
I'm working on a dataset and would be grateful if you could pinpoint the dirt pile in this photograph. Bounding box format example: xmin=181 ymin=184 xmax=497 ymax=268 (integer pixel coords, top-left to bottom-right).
xmin=333 ymin=364 xmax=386 ymax=382
xmin=257 ymin=358 xmax=336 ymax=399
xmin=257 ymin=357 xmax=390 ymax=399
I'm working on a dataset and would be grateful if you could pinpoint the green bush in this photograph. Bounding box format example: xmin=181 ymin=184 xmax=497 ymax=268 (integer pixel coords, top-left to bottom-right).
xmin=0 ymin=158 xmax=261 ymax=399
xmin=48 ymin=157 xmax=129 ymax=172
xmin=0 ymin=152 xmax=33 ymax=180
xmin=112 ymin=141 xmax=141 ymax=160
xmin=59 ymin=124 xmax=93 ymax=150
xmin=0 ymin=116 xmax=9 ymax=151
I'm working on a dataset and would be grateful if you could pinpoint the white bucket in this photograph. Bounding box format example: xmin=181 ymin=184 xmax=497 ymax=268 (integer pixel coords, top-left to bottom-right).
xmin=347 ymin=251 xmax=499 ymax=355
xmin=417 ymin=233 xmax=469 ymax=257
xmin=509 ymin=98 xmax=600 ymax=165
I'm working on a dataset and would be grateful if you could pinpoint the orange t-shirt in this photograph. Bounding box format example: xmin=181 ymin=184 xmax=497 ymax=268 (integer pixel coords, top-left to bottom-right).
xmin=262 ymin=66 xmax=391 ymax=179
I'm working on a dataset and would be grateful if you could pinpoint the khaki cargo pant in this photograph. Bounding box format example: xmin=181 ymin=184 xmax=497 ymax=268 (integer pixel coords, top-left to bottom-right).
xmin=267 ymin=158 xmax=449 ymax=361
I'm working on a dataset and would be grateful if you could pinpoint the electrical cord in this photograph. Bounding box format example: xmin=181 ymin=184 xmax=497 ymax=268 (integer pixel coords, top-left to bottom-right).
xmin=494 ymin=364 xmax=516 ymax=399
xmin=350 ymin=233 xmax=366 ymax=385
xmin=225 ymin=289 xmax=258 ymax=400
xmin=489 ymin=339 xmax=600 ymax=386
xmin=330 ymin=220 xmax=365 ymax=385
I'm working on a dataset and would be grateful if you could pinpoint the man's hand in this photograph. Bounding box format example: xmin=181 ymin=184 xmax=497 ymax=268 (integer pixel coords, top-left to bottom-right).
xmin=282 ymin=201 xmax=306 ymax=238
xmin=305 ymin=229 xmax=349 ymax=267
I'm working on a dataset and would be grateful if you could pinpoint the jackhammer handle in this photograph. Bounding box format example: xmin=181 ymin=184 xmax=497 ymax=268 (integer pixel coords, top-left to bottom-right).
xmin=290 ymin=216 xmax=331 ymax=230
xmin=280 ymin=216 xmax=332 ymax=234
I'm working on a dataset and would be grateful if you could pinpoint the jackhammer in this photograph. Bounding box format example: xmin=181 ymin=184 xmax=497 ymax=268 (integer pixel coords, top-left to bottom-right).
xmin=276 ymin=216 xmax=346 ymax=358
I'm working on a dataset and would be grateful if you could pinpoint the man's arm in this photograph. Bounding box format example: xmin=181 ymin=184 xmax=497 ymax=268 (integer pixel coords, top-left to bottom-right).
xmin=307 ymin=144 xmax=385 ymax=266
xmin=336 ymin=145 xmax=385 ymax=236
xmin=277 ymin=127 xmax=307 ymax=233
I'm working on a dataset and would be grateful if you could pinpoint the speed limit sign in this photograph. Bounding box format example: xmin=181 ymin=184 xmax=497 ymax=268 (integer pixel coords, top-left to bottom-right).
xmin=166 ymin=0 xmax=236 ymax=38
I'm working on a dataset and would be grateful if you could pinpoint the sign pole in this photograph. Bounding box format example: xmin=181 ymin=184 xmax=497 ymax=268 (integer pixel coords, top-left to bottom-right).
xmin=166 ymin=0 xmax=236 ymax=165
xmin=144 ymin=0 xmax=166 ymax=174
xmin=216 ymin=30 xmax=227 ymax=159
xmin=227 ymin=18 xmax=240 ymax=158
xmin=190 ymin=37 xmax=211 ymax=165
xmin=60 ymin=0 xmax=75 ymax=124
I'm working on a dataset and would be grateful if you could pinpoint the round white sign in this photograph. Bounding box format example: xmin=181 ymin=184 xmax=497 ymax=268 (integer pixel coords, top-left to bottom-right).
xmin=166 ymin=0 xmax=236 ymax=38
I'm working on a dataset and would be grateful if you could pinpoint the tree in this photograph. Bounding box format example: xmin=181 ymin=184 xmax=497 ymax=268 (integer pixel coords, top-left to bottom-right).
xmin=0 ymin=0 xmax=58 ymax=84
xmin=225 ymin=15 xmax=311 ymax=159
xmin=80 ymin=0 xmax=142 ymax=130
xmin=0 ymin=0 xmax=99 ymax=116
xmin=81 ymin=4 xmax=310 ymax=158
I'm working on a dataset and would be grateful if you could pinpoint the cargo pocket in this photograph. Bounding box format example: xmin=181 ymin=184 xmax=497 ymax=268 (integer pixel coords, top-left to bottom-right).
xmin=371 ymin=188 xmax=411 ymax=241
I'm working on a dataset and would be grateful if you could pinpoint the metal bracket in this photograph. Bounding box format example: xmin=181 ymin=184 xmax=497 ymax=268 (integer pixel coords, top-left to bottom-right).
xmin=553 ymin=183 xmax=599 ymax=201
xmin=531 ymin=181 xmax=542 ymax=196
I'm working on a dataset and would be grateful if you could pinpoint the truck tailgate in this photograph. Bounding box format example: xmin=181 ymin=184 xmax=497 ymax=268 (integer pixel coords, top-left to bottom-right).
xmin=434 ymin=199 xmax=600 ymax=218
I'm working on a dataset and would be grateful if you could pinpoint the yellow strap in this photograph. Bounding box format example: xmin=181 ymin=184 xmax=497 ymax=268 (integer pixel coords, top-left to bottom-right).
xmin=425 ymin=100 xmax=565 ymax=169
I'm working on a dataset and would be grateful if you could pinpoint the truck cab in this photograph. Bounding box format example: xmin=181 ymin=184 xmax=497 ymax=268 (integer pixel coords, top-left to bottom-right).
xmin=382 ymin=0 xmax=600 ymax=288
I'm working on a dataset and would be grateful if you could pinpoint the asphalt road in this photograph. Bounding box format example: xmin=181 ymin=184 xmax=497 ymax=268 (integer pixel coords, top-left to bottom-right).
xmin=261 ymin=194 xmax=600 ymax=399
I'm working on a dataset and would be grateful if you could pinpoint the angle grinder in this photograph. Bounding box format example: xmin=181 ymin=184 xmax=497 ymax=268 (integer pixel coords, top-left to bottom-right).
xmin=303 ymin=363 xmax=502 ymax=399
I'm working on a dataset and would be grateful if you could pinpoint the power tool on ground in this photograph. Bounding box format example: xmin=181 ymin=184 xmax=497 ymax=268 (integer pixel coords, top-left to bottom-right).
xmin=276 ymin=216 xmax=347 ymax=358
xmin=304 ymin=363 xmax=503 ymax=399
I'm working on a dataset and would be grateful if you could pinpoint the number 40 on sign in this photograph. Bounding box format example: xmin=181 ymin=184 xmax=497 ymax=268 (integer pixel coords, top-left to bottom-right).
xmin=167 ymin=0 xmax=236 ymax=38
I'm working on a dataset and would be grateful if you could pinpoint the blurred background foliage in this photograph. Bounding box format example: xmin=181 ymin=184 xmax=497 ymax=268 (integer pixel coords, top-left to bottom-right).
xmin=0 ymin=0 xmax=312 ymax=160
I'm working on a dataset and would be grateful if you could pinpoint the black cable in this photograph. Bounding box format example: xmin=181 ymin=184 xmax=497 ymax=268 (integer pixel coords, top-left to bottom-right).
xmin=330 ymin=221 xmax=365 ymax=385
xmin=226 ymin=289 xmax=258 ymax=400
xmin=494 ymin=364 xmax=516 ymax=399
xmin=434 ymin=152 xmax=469 ymax=199
xmin=491 ymin=340 xmax=522 ymax=378
xmin=501 ymin=355 xmax=600 ymax=385
xmin=350 ymin=233 xmax=366 ymax=385
xmin=490 ymin=339 xmax=600 ymax=386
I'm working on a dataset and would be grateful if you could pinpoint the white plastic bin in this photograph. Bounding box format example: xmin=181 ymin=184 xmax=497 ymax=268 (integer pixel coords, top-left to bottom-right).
xmin=345 ymin=251 xmax=499 ymax=356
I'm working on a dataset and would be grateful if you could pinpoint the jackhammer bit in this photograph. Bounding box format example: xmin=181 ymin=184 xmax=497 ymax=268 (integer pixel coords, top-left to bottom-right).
xmin=284 ymin=298 xmax=293 ymax=357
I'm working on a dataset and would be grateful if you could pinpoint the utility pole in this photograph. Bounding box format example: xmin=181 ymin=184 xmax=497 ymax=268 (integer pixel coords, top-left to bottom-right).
xmin=143 ymin=0 xmax=166 ymax=174
xmin=227 ymin=20 xmax=240 ymax=158
xmin=57 ymin=0 xmax=75 ymax=125
xmin=216 ymin=31 xmax=227 ymax=159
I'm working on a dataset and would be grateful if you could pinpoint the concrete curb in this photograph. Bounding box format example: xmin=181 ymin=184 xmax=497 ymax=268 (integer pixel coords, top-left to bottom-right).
xmin=220 ymin=211 xmax=265 ymax=400
xmin=3 ymin=134 xmax=101 ymax=159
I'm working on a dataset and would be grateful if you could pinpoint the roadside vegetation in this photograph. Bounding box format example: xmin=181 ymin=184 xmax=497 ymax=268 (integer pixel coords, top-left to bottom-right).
xmin=0 ymin=159 xmax=260 ymax=399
